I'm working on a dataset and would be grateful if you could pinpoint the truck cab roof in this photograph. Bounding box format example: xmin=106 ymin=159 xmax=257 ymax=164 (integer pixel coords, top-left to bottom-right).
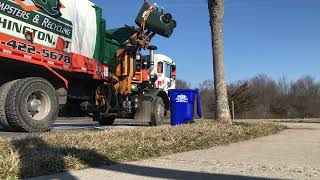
xmin=153 ymin=54 xmax=175 ymax=65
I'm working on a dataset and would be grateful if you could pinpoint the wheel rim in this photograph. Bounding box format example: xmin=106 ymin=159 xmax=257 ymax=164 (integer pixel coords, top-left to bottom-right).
xmin=156 ymin=104 xmax=165 ymax=121
xmin=26 ymin=90 xmax=51 ymax=121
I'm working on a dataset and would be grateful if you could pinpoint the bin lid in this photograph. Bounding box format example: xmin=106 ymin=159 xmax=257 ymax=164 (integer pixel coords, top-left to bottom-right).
xmin=168 ymin=89 xmax=199 ymax=93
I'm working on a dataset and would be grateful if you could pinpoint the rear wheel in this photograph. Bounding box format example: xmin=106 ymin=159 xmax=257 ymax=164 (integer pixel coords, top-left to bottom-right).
xmin=0 ymin=80 xmax=19 ymax=130
xmin=5 ymin=78 xmax=59 ymax=132
xmin=150 ymin=97 xmax=165 ymax=126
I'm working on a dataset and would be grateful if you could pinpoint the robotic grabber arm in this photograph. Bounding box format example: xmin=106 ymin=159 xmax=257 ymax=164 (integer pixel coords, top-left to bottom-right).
xmin=127 ymin=0 xmax=177 ymax=49
xmin=112 ymin=1 xmax=176 ymax=95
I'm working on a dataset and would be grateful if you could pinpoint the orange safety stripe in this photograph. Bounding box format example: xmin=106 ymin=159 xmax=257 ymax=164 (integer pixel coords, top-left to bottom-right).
xmin=0 ymin=33 xmax=110 ymax=82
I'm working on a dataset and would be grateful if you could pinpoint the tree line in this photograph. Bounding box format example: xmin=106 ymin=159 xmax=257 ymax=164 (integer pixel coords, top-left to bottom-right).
xmin=176 ymin=74 xmax=320 ymax=119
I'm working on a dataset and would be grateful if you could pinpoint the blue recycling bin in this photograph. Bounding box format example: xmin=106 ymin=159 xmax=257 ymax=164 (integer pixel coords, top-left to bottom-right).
xmin=168 ymin=89 xmax=203 ymax=126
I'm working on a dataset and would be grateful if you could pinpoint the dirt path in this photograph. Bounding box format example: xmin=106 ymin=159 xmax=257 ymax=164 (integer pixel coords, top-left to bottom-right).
xmin=29 ymin=123 xmax=320 ymax=180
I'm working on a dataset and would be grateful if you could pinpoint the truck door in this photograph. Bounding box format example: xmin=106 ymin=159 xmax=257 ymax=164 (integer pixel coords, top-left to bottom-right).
xmin=156 ymin=61 xmax=164 ymax=89
xmin=164 ymin=63 xmax=175 ymax=92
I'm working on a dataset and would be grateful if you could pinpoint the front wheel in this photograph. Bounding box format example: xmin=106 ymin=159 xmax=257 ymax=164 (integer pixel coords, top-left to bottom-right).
xmin=5 ymin=78 xmax=59 ymax=132
xmin=150 ymin=97 xmax=165 ymax=126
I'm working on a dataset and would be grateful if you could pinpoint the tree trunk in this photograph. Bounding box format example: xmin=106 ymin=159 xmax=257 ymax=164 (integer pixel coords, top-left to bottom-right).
xmin=208 ymin=0 xmax=232 ymax=124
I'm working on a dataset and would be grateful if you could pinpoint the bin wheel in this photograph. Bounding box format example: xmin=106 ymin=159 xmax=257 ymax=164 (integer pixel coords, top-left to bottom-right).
xmin=162 ymin=13 xmax=172 ymax=24
xmin=150 ymin=97 xmax=165 ymax=126
xmin=5 ymin=78 xmax=59 ymax=132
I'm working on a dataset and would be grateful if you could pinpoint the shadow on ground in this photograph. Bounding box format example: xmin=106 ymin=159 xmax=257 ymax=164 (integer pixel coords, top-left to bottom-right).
xmin=11 ymin=137 xmax=113 ymax=179
xmin=10 ymin=137 xmax=278 ymax=180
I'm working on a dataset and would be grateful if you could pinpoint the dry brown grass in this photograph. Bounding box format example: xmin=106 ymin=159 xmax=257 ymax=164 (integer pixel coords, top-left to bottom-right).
xmin=0 ymin=121 xmax=285 ymax=179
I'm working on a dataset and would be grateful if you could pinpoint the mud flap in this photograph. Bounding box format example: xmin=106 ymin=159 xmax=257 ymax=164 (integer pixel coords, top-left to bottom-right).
xmin=134 ymin=100 xmax=151 ymax=122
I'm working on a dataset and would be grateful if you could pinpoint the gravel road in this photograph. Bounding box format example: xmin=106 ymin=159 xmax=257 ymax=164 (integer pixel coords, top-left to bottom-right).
xmin=28 ymin=123 xmax=320 ymax=180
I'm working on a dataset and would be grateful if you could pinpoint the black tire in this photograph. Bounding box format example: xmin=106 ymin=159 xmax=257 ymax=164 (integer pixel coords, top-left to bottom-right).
xmin=93 ymin=113 xmax=116 ymax=126
xmin=150 ymin=97 xmax=165 ymax=126
xmin=5 ymin=78 xmax=59 ymax=132
xmin=0 ymin=80 xmax=19 ymax=130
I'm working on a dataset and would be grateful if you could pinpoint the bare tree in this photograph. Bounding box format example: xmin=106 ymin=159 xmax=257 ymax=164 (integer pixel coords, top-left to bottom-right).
xmin=198 ymin=74 xmax=320 ymax=120
xmin=175 ymin=79 xmax=191 ymax=89
xmin=228 ymin=81 xmax=256 ymax=118
xmin=199 ymin=80 xmax=216 ymax=119
xmin=208 ymin=0 xmax=231 ymax=123
xmin=289 ymin=76 xmax=320 ymax=118
xmin=247 ymin=74 xmax=278 ymax=119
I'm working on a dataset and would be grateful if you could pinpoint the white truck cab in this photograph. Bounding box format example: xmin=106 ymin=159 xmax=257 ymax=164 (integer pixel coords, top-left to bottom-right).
xmin=143 ymin=54 xmax=176 ymax=92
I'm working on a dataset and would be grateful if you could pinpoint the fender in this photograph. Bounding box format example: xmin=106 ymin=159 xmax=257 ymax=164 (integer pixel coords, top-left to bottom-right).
xmin=133 ymin=88 xmax=170 ymax=122
xmin=43 ymin=64 xmax=68 ymax=104
xmin=0 ymin=57 xmax=68 ymax=104
xmin=43 ymin=64 xmax=68 ymax=88
xmin=147 ymin=88 xmax=170 ymax=110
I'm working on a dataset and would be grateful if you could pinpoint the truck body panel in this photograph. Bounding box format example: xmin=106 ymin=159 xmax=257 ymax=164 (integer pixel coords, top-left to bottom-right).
xmin=0 ymin=0 xmax=110 ymax=82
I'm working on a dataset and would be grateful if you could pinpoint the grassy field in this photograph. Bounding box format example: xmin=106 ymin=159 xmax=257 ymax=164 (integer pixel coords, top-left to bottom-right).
xmin=0 ymin=121 xmax=285 ymax=179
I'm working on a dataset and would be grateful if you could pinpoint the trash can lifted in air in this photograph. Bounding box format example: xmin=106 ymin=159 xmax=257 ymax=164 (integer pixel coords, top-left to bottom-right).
xmin=168 ymin=89 xmax=203 ymax=126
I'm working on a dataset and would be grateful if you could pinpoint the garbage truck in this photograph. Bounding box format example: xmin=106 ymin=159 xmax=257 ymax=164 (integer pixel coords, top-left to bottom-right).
xmin=0 ymin=0 xmax=177 ymax=132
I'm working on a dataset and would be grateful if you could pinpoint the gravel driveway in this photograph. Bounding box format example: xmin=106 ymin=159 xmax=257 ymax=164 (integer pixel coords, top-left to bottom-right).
xmin=29 ymin=123 xmax=320 ymax=180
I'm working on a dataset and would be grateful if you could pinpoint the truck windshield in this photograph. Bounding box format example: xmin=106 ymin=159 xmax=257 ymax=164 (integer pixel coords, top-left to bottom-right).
xmin=165 ymin=63 xmax=171 ymax=77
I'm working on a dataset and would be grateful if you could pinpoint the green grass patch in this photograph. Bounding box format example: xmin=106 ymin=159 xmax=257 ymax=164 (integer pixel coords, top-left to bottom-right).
xmin=0 ymin=121 xmax=285 ymax=179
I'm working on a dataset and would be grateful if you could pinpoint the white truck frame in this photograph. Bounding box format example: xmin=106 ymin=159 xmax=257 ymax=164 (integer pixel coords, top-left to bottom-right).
xmin=147 ymin=54 xmax=176 ymax=92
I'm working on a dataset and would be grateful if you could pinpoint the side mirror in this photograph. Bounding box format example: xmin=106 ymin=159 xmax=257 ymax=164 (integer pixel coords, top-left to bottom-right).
xmin=171 ymin=65 xmax=176 ymax=79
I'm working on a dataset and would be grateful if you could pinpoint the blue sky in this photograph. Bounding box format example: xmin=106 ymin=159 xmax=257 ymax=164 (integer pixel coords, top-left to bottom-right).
xmin=91 ymin=0 xmax=320 ymax=86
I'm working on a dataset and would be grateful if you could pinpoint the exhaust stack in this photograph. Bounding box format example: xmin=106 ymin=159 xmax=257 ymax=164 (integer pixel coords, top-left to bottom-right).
xmin=148 ymin=45 xmax=158 ymax=71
